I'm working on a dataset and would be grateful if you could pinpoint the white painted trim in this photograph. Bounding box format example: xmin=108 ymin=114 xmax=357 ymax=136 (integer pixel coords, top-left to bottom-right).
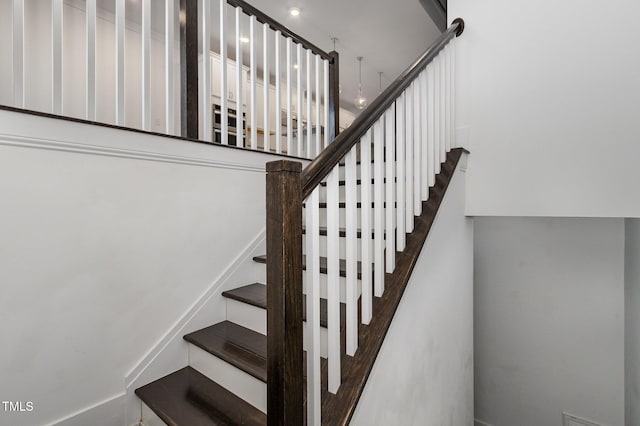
xmin=562 ymin=412 xmax=606 ymax=426
xmin=0 ymin=132 xmax=266 ymax=173
xmin=46 ymin=393 xmax=125 ymax=426
xmin=124 ymin=230 xmax=266 ymax=388
xmin=474 ymin=419 xmax=494 ymax=426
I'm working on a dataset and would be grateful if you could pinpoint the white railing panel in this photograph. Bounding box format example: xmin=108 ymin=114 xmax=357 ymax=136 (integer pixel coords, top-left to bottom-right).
xmin=385 ymin=105 xmax=396 ymax=272
xmin=12 ymin=0 xmax=24 ymax=108
xmin=235 ymin=7 xmax=243 ymax=147
xmin=249 ymin=16 xmax=257 ymax=149
xmin=165 ymin=0 xmax=175 ymax=135
xmin=405 ymin=84 xmax=414 ymax=234
xmin=373 ymin=118 xmax=385 ymax=297
xmin=314 ymin=55 xmax=321 ymax=156
xmin=262 ymin=23 xmax=269 ymax=152
xmin=427 ymin=63 xmax=436 ymax=186
xmin=326 ymin=166 xmax=341 ymax=393
xmin=274 ymin=31 xmax=282 ymax=153
xmin=433 ymin=55 xmax=441 ymax=174
xmin=413 ymin=76 xmax=422 ymax=216
xmin=115 ymin=0 xmax=125 ymax=125
xmin=52 ymin=0 xmax=63 ymax=115
xmin=439 ymin=51 xmax=446 ymax=162
xmin=360 ymin=129 xmax=373 ymax=324
xmin=296 ymin=43 xmax=303 ymax=157
xmin=141 ymin=0 xmax=151 ymax=130
xmin=305 ymin=49 xmax=312 ymax=159
xmin=86 ymin=0 xmax=96 ymax=120
xmin=286 ymin=38 xmax=293 ymax=155
xmin=323 ymin=58 xmax=329 ymax=147
xmin=305 ymin=187 xmax=322 ymax=426
xmin=220 ymin=0 xmax=228 ymax=145
xmin=344 ymin=144 xmax=358 ymax=355
xmin=395 ymin=93 xmax=406 ymax=252
xmin=421 ymin=69 xmax=429 ymax=200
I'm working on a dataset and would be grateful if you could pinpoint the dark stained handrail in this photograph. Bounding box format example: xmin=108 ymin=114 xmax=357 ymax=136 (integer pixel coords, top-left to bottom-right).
xmin=301 ymin=18 xmax=464 ymax=198
xmin=226 ymin=0 xmax=333 ymax=61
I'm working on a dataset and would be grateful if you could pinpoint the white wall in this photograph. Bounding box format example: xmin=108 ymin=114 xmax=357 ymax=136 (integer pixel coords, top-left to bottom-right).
xmin=0 ymin=108 xmax=298 ymax=426
xmin=625 ymin=219 xmax=640 ymax=426
xmin=448 ymin=0 xmax=640 ymax=217
xmin=351 ymin=154 xmax=474 ymax=425
xmin=474 ymin=217 xmax=625 ymax=426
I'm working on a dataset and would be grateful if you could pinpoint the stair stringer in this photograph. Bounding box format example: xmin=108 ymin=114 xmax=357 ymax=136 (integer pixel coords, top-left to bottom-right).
xmin=124 ymin=230 xmax=267 ymax=426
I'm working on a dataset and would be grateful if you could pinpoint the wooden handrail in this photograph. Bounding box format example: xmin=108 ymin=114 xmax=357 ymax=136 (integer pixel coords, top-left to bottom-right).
xmin=300 ymin=18 xmax=464 ymax=199
xmin=226 ymin=0 xmax=333 ymax=61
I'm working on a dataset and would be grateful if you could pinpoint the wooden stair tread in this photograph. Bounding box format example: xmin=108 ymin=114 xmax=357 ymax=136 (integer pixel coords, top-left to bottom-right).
xmin=184 ymin=321 xmax=267 ymax=382
xmin=222 ymin=283 xmax=346 ymax=328
xmin=253 ymin=255 xmax=364 ymax=278
xmin=135 ymin=366 xmax=266 ymax=426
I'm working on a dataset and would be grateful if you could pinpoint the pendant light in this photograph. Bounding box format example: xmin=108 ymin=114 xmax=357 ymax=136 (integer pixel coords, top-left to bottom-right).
xmin=355 ymin=57 xmax=367 ymax=110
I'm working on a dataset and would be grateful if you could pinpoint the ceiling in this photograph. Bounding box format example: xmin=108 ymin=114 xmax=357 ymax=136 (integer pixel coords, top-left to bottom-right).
xmin=247 ymin=0 xmax=442 ymax=113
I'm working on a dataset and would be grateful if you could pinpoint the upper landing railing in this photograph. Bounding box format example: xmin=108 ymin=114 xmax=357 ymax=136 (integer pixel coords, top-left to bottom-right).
xmin=1 ymin=0 xmax=338 ymax=159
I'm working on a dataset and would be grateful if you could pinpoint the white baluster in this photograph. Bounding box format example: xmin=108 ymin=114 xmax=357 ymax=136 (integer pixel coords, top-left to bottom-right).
xmin=396 ymin=94 xmax=406 ymax=252
xmin=235 ymin=7 xmax=243 ymax=147
xmin=421 ymin=69 xmax=429 ymax=200
xmin=405 ymin=84 xmax=414 ymax=233
xmin=115 ymin=0 xmax=125 ymax=125
xmin=12 ymin=0 xmax=24 ymax=108
xmin=274 ymin=31 xmax=281 ymax=154
xmin=141 ymin=0 xmax=151 ymax=130
xmin=220 ymin=0 xmax=228 ymax=145
xmin=326 ymin=166 xmax=341 ymax=393
xmin=305 ymin=187 xmax=321 ymax=426
xmin=323 ymin=59 xmax=329 ymax=147
xmin=427 ymin=63 xmax=436 ymax=186
xmin=373 ymin=118 xmax=385 ymax=297
xmin=361 ymin=130 xmax=373 ymax=324
xmin=434 ymin=54 xmax=440 ymax=164
xmin=249 ymin=16 xmax=257 ymax=149
xmin=165 ymin=0 xmax=175 ymax=135
xmin=314 ymin=55 xmax=321 ymax=156
xmin=345 ymin=145 xmax=358 ymax=355
xmin=440 ymin=51 xmax=446 ymax=162
xmin=445 ymin=45 xmax=451 ymax=152
xmin=305 ymin=49 xmax=312 ymax=158
xmin=296 ymin=43 xmax=303 ymax=157
xmin=263 ymin=23 xmax=269 ymax=152
xmin=52 ymin=0 xmax=63 ymax=115
xmin=286 ymin=38 xmax=293 ymax=155
xmin=201 ymin=0 xmax=211 ymax=140
xmin=413 ymin=77 xmax=421 ymax=216
xmin=385 ymin=105 xmax=396 ymax=272
xmin=452 ymin=42 xmax=456 ymax=149
xmin=86 ymin=0 xmax=96 ymax=120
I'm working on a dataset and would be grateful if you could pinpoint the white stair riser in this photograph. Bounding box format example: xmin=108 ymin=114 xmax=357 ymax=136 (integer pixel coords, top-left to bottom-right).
xmin=188 ymin=344 xmax=267 ymax=413
xmin=141 ymin=401 xmax=169 ymax=426
xmin=224 ymin=299 xmax=337 ymax=359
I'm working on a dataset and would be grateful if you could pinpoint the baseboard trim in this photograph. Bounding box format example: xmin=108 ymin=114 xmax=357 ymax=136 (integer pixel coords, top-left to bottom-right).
xmin=475 ymin=419 xmax=494 ymax=426
xmin=46 ymin=393 xmax=125 ymax=426
xmin=124 ymin=229 xmax=266 ymax=388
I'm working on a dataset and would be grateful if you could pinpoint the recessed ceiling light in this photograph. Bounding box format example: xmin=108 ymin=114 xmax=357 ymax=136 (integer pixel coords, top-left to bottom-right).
xmin=240 ymin=36 xmax=249 ymax=44
xmin=289 ymin=7 xmax=300 ymax=17
xmin=293 ymin=64 xmax=299 ymax=69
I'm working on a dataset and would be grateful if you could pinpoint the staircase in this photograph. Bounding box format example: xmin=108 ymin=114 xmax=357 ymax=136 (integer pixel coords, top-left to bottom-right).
xmin=134 ymin=146 xmax=465 ymax=425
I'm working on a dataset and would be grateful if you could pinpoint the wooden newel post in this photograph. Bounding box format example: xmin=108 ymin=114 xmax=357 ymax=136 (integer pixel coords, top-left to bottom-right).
xmin=266 ymin=160 xmax=304 ymax=426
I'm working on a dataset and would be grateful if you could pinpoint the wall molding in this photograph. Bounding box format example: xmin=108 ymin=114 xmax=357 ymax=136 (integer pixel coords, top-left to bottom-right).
xmin=46 ymin=392 xmax=125 ymax=426
xmin=0 ymin=132 xmax=267 ymax=173
xmin=124 ymin=229 xmax=266 ymax=388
